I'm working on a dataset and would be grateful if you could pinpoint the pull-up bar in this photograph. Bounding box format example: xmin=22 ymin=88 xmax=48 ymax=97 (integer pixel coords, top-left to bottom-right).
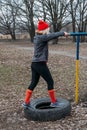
xmin=70 ymin=32 xmax=87 ymax=104
xmin=70 ymin=32 xmax=87 ymax=36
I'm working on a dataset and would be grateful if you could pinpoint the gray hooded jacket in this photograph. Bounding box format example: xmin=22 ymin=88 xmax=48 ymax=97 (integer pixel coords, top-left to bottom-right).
xmin=32 ymin=32 xmax=64 ymax=62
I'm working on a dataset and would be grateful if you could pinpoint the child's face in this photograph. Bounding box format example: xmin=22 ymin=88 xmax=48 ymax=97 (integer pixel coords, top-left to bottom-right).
xmin=36 ymin=27 xmax=50 ymax=35
xmin=46 ymin=28 xmax=50 ymax=34
xmin=42 ymin=27 xmax=50 ymax=34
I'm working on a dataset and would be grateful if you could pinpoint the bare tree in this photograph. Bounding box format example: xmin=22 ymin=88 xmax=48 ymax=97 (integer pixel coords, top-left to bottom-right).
xmin=76 ymin=0 xmax=87 ymax=42
xmin=0 ymin=0 xmax=86 ymax=42
xmin=18 ymin=0 xmax=35 ymax=42
xmin=67 ymin=0 xmax=78 ymax=42
xmin=68 ymin=0 xmax=87 ymax=42
xmin=0 ymin=0 xmax=21 ymax=40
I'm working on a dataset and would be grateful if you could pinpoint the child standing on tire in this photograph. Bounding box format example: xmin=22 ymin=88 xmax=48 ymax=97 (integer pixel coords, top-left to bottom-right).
xmin=23 ymin=20 xmax=69 ymax=108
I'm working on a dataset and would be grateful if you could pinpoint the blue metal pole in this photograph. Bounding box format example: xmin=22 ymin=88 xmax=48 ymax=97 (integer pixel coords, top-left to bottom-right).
xmin=76 ymin=36 xmax=80 ymax=60
xmin=70 ymin=32 xmax=87 ymax=36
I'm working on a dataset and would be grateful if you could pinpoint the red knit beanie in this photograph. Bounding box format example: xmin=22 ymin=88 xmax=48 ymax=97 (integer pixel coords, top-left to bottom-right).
xmin=38 ymin=20 xmax=49 ymax=31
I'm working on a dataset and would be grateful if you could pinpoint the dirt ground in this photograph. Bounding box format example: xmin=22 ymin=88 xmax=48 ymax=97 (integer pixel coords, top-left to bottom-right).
xmin=0 ymin=41 xmax=87 ymax=130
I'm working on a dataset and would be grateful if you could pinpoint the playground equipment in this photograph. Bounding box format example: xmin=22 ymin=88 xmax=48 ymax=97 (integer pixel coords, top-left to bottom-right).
xmin=70 ymin=32 xmax=87 ymax=104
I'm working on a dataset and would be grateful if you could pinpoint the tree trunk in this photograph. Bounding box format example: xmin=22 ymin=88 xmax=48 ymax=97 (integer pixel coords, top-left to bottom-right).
xmin=11 ymin=33 xmax=16 ymax=40
xmin=72 ymin=18 xmax=76 ymax=42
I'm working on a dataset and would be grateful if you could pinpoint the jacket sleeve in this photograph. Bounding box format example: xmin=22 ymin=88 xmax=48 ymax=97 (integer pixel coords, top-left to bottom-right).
xmin=40 ymin=32 xmax=64 ymax=42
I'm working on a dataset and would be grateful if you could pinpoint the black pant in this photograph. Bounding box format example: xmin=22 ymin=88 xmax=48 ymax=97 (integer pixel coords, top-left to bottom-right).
xmin=28 ymin=62 xmax=54 ymax=91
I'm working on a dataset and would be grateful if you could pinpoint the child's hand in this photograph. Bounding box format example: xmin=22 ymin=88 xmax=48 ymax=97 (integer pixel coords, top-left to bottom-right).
xmin=64 ymin=32 xmax=70 ymax=37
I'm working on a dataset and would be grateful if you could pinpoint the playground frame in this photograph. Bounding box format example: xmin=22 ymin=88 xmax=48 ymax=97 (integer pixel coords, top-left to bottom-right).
xmin=70 ymin=32 xmax=87 ymax=104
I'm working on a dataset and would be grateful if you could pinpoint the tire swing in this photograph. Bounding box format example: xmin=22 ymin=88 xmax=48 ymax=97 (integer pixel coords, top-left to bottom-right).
xmin=24 ymin=97 xmax=71 ymax=121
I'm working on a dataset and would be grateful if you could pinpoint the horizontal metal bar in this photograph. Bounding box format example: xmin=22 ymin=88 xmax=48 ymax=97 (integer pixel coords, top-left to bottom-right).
xmin=70 ymin=32 xmax=87 ymax=36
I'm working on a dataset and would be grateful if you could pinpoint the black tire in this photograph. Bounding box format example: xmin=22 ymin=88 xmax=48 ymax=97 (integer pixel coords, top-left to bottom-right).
xmin=24 ymin=97 xmax=71 ymax=121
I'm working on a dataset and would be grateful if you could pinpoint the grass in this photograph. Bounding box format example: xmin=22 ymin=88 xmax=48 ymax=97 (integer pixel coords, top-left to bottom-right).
xmin=0 ymin=42 xmax=87 ymax=130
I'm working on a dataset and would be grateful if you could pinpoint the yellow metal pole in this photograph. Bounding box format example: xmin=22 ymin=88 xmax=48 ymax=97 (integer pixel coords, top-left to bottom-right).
xmin=75 ymin=60 xmax=79 ymax=104
xmin=70 ymin=33 xmax=87 ymax=104
xmin=75 ymin=35 xmax=80 ymax=104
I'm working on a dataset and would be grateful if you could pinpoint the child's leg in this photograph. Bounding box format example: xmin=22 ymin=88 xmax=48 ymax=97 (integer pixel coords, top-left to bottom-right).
xmin=37 ymin=63 xmax=57 ymax=103
xmin=48 ymin=89 xmax=57 ymax=103
xmin=24 ymin=89 xmax=32 ymax=104
xmin=24 ymin=63 xmax=40 ymax=104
